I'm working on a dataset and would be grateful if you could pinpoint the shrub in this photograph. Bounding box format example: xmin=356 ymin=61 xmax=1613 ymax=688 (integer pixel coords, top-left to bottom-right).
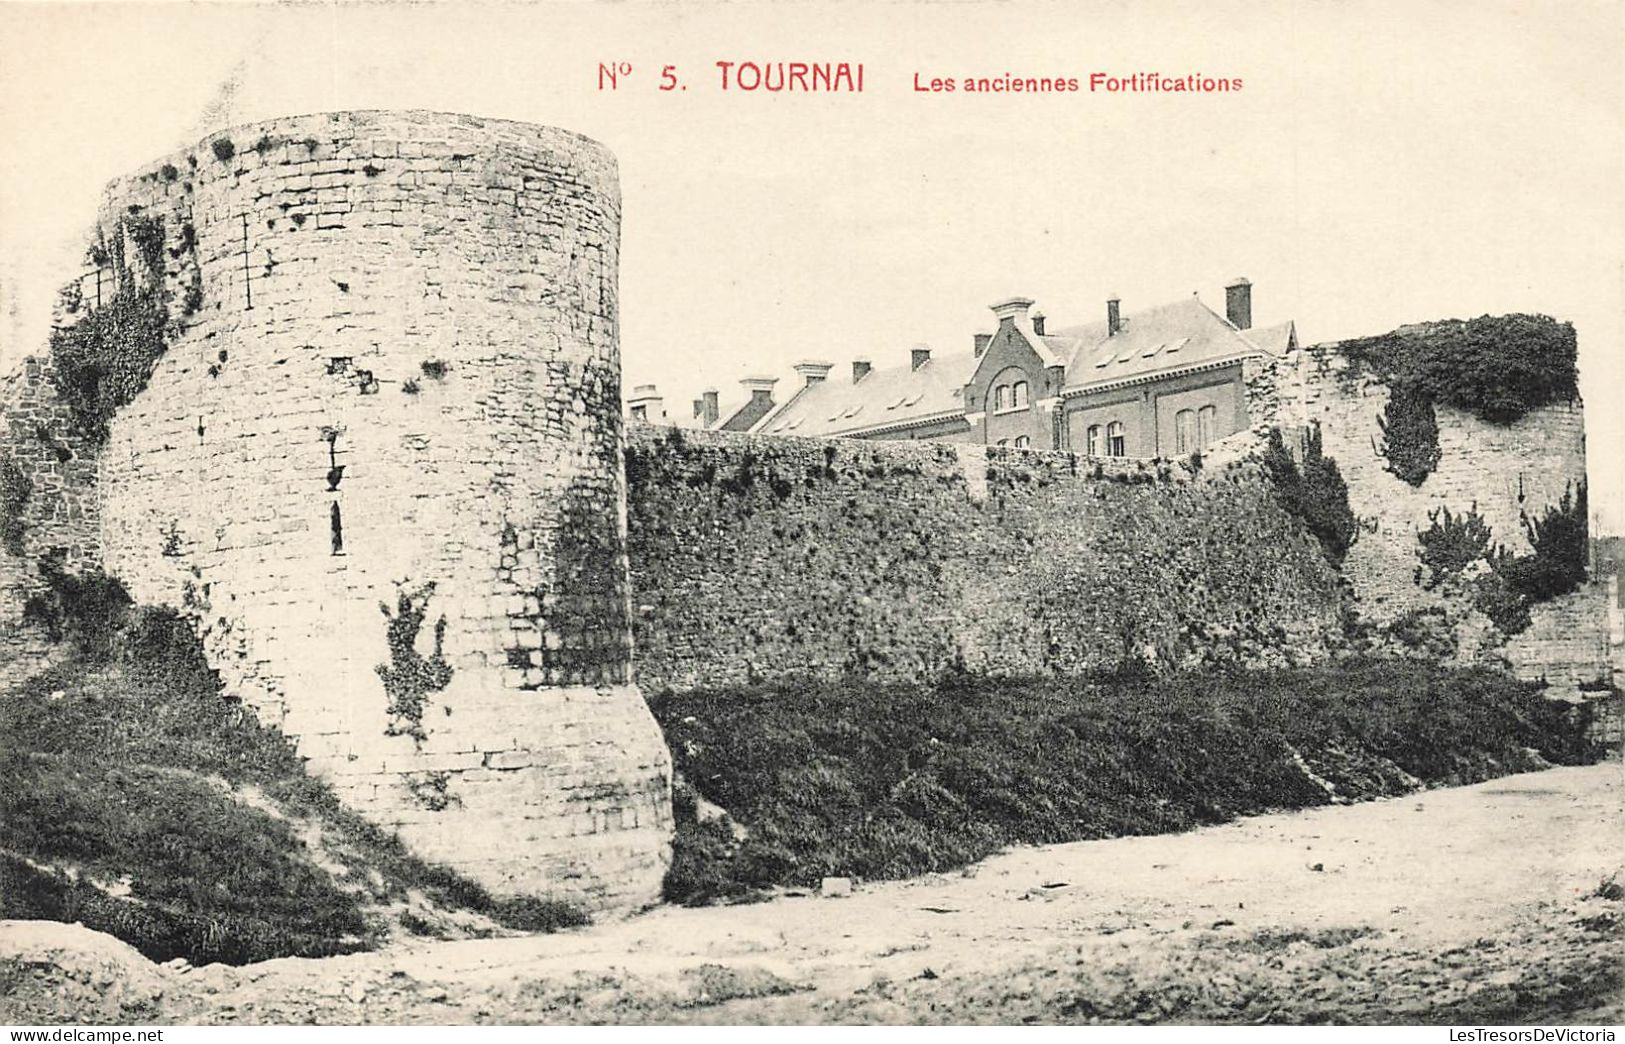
xmin=1474 ymin=569 xmax=1533 ymax=635
xmin=211 ymin=137 xmax=236 ymax=163
xmin=1417 ymin=504 xmax=1494 ymax=588
xmin=20 ymin=551 xmax=133 ymax=660
xmin=1262 ymin=426 xmax=1358 ymax=568
xmin=1470 ymin=482 xmax=1590 ymax=636
xmin=1512 ymin=481 xmax=1588 ymax=600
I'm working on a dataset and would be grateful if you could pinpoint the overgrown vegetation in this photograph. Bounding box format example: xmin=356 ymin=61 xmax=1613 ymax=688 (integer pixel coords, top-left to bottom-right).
xmin=49 ymin=223 xmax=170 ymax=443
xmin=2 ymin=572 xmax=586 ymax=965
xmin=21 ymin=551 xmax=133 ymax=660
xmin=1339 ymin=315 xmax=1579 ymax=484
xmin=1416 ymin=504 xmax=1494 ymax=589
xmin=1261 ymin=425 xmax=1358 ymax=568
xmin=1377 ymin=383 xmax=1442 ymax=486
xmin=1338 ymin=314 xmax=1579 ymax=424
xmin=653 ymin=662 xmax=1602 ymax=905
xmin=1414 ymin=484 xmax=1590 ymax=635
xmin=376 ymin=582 xmax=454 ymax=743
xmin=0 ymin=452 xmax=31 ymax=555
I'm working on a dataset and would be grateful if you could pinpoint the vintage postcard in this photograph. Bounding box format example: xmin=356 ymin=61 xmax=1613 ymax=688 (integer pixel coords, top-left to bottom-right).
xmin=0 ymin=0 xmax=1620 ymax=1031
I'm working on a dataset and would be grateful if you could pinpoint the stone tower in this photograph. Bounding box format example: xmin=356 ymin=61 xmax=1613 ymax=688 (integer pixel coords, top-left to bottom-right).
xmin=15 ymin=111 xmax=673 ymax=911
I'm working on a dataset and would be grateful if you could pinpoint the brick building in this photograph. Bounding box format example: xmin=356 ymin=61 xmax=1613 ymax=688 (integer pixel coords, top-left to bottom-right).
xmin=751 ymin=278 xmax=1295 ymax=454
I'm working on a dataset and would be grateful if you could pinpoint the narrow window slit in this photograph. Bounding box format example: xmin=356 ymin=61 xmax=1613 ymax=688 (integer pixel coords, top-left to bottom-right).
xmin=330 ymin=502 xmax=344 ymax=555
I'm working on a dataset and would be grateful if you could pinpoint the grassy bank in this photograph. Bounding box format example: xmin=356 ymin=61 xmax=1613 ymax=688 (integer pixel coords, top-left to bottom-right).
xmin=652 ymin=662 xmax=1607 ymax=905
xmin=0 ymin=589 xmax=585 ymax=966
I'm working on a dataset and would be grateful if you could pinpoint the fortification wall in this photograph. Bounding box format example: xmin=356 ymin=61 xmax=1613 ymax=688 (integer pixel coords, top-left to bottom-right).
xmin=0 ymin=354 xmax=102 ymax=618
xmin=624 ymin=425 xmax=1345 ymax=693
xmin=5 ymin=111 xmax=672 ymax=912
xmin=1282 ymin=342 xmax=1609 ymax=689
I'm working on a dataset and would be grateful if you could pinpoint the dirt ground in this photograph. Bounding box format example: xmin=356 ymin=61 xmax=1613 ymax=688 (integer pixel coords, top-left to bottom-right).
xmin=5 ymin=762 xmax=1623 ymax=1025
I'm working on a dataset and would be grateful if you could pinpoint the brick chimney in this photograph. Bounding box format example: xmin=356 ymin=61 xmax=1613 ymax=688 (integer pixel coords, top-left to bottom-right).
xmin=740 ymin=376 xmax=777 ymax=406
xmin=1107 ymin=296 xmax=1122 ymax=336
xmin=701 ymin=388 xmax=720 ymax=426
xmin=911 ymin=344 xmax=932 ymax=370
xmin=1031 ymin=311 xmax=1046 ymax=336
xmin=852 ymin=359 xmax=872 ymax=383
xmin=793 ymin=360 xmax=834 ymax=387
xmin=1225 ymin=277 xmax=1252 ymax=330
xmin=989 ymin=296 xmax=1034 ymax=327
xmin=973 ymin=333 xmax=992 ymax=357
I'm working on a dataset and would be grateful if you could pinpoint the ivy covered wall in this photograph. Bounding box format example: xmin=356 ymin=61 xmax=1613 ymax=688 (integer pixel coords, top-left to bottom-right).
xmin=1283 ymin=326 xmax=1608 ymax=690
xmin=624 ymin=425 xmax=1346 ymax=693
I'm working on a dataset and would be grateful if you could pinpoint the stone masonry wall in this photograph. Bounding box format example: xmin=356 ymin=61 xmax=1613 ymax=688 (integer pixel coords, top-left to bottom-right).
xmin=0 ymin=355 xmax=102 ymax=692
xmin=625 ymin=425 xmax=1345 ymax=693
xmin=5 ymin=112 xmax=672 ymax=912
xmin=1281 ymin=342 xmax=1609 ymax=690
xmin=0 ymin=354 xmax=101 ymax=618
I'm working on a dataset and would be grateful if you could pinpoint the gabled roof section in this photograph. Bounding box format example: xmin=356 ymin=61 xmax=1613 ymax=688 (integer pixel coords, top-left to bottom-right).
xmin=1056 ymin=295 xmax=1287 ymax=392
xmin=1240 ymin=319 xmax=1297 ymax=356
xmin=760 ymin=351 xmax=976 ymax=437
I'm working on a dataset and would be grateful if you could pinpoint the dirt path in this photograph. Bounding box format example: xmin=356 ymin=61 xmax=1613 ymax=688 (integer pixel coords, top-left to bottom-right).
xmin=10 ymin=763 xmax=1624 ymax=1024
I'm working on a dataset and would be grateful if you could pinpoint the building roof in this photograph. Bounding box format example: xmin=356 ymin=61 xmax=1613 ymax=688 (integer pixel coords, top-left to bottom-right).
xmin=1052 ymin=296 xmax=1286 ymax=394
xmin=760 ymin=352 xmax=975 ymax=437
xmin=757 ymin=291 xmax=1294 ymax=438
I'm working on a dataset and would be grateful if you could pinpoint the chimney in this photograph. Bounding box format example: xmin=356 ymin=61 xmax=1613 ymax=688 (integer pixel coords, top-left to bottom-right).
xmin=793 ymin=360 xmax=834 ymax=387
xmin=989 ymin=296 xmax=1035 ymax=327
xmin=740 ymin=376 xmax=777 ymax=406
xmin=973 ymin=333 xmax=992 ymax=357
xmin=1225 ymin=277 xmax=1252 ymax=330
xmin=627 ymin=383 xmax=664 ymax=422
xmin=1031 ymin=311 xmax=1046 ymax=336
xmin=701 ymin=388 xmax=720 ymax=426
xmin=692 ymin=398 xmax=704 ymax=420
xmin=1107 ymin=296 xmax=1122 ymax=336
xmin=911 ymin=344 xmax=932 ymax=371
xmin=852 ymin=359 xmax=872 ymax=383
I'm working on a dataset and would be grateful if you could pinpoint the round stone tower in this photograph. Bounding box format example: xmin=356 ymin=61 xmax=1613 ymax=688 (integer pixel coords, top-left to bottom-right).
xmin=73 ymin=111 xmax=671 ymax=911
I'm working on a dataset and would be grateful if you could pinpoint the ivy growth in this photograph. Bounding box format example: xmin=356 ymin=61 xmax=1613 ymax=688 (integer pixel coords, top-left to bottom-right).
xmin=376 ymin=582 xmax=454 ymax=744
xmin=49 ymin=222 xmax=171 ymax=443
xmin=1376 ymin=382 xmax=1442 ymax=486
xmin=1338 ymin=314 xmax=1579 ymax=424
xmin=1340 ymin=315 xmax=1578 ymax=485
xmin=1261 ymin=425 xmax=1358 ymax=569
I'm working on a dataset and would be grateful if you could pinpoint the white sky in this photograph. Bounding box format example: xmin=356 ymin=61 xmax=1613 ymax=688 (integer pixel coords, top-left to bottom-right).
xmin=1 ymin=0 xmax=1620 ymax=528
